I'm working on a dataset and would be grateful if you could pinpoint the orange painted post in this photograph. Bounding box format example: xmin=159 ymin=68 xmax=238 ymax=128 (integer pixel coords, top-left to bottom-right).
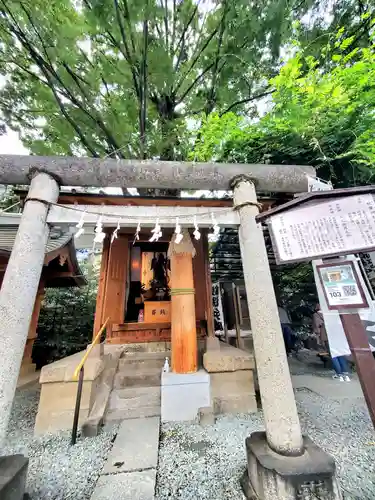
xmin=168 ymin=231 xmax=197 ymax=374
xmin=101 ymin=235 xmax=129 ymax=337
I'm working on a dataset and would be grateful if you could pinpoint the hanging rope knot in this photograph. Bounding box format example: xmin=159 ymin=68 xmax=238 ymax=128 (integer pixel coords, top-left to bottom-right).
xmin=233 ymin=201 xmax=263 ymax=211
xmin=230 ymin=174 xmax=257 ymax=190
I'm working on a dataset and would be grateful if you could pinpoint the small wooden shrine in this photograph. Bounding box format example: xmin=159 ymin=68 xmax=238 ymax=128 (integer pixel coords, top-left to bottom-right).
xmin=14 ymin=188 xmax=284 ymax=373
xmin=55 ymin=193 xmax=226 ymax=358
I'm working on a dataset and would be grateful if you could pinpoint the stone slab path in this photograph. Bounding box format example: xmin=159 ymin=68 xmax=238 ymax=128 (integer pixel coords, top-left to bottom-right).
xmin=292 ymin=373 xmax=364 ymax=400
xmin=91 ymin=417 xmax=160 ymax=500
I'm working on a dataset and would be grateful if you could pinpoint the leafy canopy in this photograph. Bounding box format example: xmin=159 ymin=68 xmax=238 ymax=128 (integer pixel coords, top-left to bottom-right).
xmin=0 ymin=0 xmax=369 ymax=161
xmin=193 ymin=20 xmax=375 ymax=187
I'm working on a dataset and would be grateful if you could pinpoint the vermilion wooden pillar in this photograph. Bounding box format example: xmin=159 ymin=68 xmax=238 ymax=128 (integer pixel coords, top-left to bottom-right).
xmin=101 ymin=234 xmax=129 ymax=339
xmin=169 ymin=231 xmax=197 ymax=373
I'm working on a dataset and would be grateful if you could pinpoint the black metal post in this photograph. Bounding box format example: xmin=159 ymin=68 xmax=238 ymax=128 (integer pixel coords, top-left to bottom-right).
xmin=71 ymin=366 xmax=84 ymax=445
xmin=232 ymin=282 xmax=242 ymax=349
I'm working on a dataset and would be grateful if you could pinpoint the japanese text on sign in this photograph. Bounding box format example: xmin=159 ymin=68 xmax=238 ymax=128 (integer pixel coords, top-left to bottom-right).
xmin=269 ymin=194 xmax=375 ymax=264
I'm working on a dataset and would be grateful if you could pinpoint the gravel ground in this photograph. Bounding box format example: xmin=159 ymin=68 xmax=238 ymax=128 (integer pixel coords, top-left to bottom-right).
xmin=156 ymin=389 xmax=375 ymax=500
xmin=3 ymin=384 xmax=117 ymax=500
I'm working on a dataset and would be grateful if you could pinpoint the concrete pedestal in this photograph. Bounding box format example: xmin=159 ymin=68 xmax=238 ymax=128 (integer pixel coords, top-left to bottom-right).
xmin=161 ymin=370 xmax=210 ymax=422
xmin=203 ymin=343 xmax=257 ymax=415
xmin=242 ymin=433 xmax=342 ymax=500
xmin=0 ymin=455 xmax=28 ymax=500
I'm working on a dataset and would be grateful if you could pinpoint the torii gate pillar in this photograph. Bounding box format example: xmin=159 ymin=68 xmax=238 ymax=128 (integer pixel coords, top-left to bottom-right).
xmin=0 ymin=172 xmax=59 ymax=444
xmin=232 ymin=176 xmax=341 ymax=500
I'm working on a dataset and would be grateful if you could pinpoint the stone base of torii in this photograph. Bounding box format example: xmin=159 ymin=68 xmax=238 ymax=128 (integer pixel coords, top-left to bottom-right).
xmin=0 ymin=156 xmax=341 ymax=500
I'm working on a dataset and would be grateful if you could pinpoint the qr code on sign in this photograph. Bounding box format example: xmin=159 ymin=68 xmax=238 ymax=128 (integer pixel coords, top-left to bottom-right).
xmin=343 ymin=285 xmax=357 ymax=297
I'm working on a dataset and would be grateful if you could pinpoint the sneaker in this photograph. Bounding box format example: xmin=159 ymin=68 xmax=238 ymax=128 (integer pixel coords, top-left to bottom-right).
xmin=333 ymin=374 xmax=344 ymax=381
xmin=344 ymin=375 xmax=351 ymax=382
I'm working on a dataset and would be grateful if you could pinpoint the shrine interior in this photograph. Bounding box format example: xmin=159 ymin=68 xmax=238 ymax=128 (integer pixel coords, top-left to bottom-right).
xmin=125 ymin=241 xmax=171 ymax=324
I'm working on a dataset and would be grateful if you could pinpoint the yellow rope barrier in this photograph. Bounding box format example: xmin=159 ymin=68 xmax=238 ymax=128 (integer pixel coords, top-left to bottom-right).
xmin=73 ymin=317 xmax=109 ymax=380
xmin=170 ymin=288 xmax=195 ymax=296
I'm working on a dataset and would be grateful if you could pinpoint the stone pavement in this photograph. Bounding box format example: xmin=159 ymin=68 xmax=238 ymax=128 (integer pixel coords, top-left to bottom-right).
xmin=292 ymin=373 xmax=364 ymax=400
xmin=289 ymin=349 xmax=365 ymax=400
xmin=91 ymin=417 xmax=160 ymax=500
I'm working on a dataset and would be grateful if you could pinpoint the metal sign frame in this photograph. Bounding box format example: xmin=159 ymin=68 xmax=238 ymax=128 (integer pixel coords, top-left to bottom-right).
xmin=316 ymin=260 xmax=369 ymax=311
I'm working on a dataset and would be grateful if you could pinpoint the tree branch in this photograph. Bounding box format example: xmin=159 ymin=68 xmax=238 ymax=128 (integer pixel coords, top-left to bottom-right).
xmin=205 ymin=0 xmax=228 ymax=114
xmin=173 ymin=24 xmax=220 ymax=94
xmin=122 ymin=0 xmax=137 ymax=54
xmin=104 ymin=17 xmax=140 ymax=98
xmin=139 ymin=16 xmax=149 ymax=159
xmin=163 ymin=0 xmax=169 ymax=52
xmin=171 ymin=0 xmax=177 ymax=55
xmin=176 ymin=61 xmax=215 ymax=104
xmin=174 ymin=2 xmax=200 ymax=72
xmin=40 ymin=69 xmax=99 ymax=156
xmin=219 ymin=89 xmax=275 ymax=116
xmin=5 ymin=6 xmax=123 ymax=155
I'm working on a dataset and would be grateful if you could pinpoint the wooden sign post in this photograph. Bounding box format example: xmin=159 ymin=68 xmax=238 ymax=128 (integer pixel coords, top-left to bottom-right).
xmin=316 ymin=260 xmax=375 ymax=428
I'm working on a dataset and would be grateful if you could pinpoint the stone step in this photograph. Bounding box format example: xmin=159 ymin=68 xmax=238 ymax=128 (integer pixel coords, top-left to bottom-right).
xmin=121 ymin=351 xmax=169 ymax=361
xmin=114 ymin=369 xmax=161 ymax=389
xmin=108 ymin=388 xmax=161 ymax=411
xmin=112 ymin=386 xmax=161 ymax=400
xmin=122 ymin=344 xmax=170 ymax=354
xmin=105 ymin=405 xmax=161 ymax=421
xmin=118 ymin=356 xmax=166 ymax=371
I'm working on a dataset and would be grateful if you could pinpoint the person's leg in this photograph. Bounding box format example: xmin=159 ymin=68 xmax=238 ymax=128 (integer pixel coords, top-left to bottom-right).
xmin=338 ymin=356 xmax=350 ymax=380
xmin=331 ymin=356 xmax=344 ymax=377
xmin=281 ymin=324 xmax=292 ymax=354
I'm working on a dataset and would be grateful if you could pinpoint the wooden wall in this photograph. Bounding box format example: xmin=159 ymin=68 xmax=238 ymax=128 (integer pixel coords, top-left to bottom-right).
xmin=94 ymin=235 xmax=129 ymax=337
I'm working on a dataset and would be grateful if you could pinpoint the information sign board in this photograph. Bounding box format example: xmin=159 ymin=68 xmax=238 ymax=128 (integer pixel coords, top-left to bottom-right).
xmin=269 ymin=194 xmax=375 ymax=264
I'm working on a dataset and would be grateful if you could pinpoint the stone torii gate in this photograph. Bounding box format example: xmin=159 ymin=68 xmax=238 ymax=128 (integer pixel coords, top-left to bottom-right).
xmin=0 ymin=156 xmax=340 ymax=500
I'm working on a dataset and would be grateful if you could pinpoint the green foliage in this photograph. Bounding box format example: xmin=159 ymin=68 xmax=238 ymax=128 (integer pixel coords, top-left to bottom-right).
xmin=193 ymin=24 xmax=375 ymax=324
xmin=193 ymin=25 xmax=375 ymax=187
xmin=33 ymin=258 xmax=99 ymax=368
xmin=0 ymin=0 xmax=368 ymax=161
xmin=0 ymin=186 xmax=20 ymax=211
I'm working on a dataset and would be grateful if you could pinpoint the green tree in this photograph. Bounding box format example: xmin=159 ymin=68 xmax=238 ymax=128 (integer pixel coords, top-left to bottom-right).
xmin=193 ymin=22 xmax=375 ymax=187
xmin=194 ymin=24 xmax=375 ymax=323
xmin=0 ymin=0 xmax=371 ymax=167
xmin=34 ymin=257 xmax=99 ymax=367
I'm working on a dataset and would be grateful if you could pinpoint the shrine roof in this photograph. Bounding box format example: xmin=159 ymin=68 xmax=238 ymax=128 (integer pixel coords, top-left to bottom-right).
xmin=0 ymin=216 xmax=85 ymax=288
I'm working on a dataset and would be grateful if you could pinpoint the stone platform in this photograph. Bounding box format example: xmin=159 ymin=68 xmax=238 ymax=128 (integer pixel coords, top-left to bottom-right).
xmin=203 ymin=340 xmax=257 ymax=415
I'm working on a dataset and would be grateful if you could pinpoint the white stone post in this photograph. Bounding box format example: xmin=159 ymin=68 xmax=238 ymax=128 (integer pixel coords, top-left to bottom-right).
xmin=0 ymin=172 xmax=59 ymax=444
xmin=232 ymin=176 xmax=303 ymax=456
